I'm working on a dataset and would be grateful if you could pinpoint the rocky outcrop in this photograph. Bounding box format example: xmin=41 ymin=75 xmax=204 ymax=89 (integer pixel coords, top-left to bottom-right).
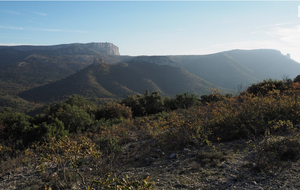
xmin=0 ymin=42 xmax=120 ymax=56
xmin=80 ymin=42 xmax=120 ymax=55
xmin=132 ymin=56 xmax=180 ymax=67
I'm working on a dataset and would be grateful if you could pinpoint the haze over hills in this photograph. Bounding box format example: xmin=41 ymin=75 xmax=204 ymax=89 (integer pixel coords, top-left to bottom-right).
xmin=224 ymin=49 xmax=300 ymax=80
xmin=0 ymin=42 xmax=300 ymax=111
xmin=133 ymin=49 xmax=300 ymax=89
xmin=18 ymin=59 xmax=227 ymax=103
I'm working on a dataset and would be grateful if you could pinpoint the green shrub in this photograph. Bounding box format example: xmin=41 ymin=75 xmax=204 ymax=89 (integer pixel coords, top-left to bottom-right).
xmin=165 ymin=92 xmax=198 ymax=110
xmin=0 ymin=109 xmax=35 ymax=148
xmin=98 ymin=137 xmax=122 ymax=154
xmin=205 ymin=90 xmax=300 ymax=141
xmin=54 ymin=104 xmax=93 ymax=133
xmin=122 ymin=90 xmax=165 ymax=116
xmin=246 ymin=79 xmax=286 ymax=96
xmin=255 ymin=135 xmax=300 ymax=172
xmin=35 ymin=117 xmax=68 ymax=141
xmin=95 ymin=102 xmax=132 ymax=120
xmin=157 ymin=109 xmax=207 ymax=149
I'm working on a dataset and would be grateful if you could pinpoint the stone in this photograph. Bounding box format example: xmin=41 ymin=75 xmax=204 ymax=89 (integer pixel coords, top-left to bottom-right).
xmin=170 ymin=153 xmax=178 ymax=159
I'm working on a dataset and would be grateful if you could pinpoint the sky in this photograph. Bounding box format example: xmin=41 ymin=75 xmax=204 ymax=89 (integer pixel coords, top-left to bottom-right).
xmin=0 ymin=1 xmax=300 ymax=62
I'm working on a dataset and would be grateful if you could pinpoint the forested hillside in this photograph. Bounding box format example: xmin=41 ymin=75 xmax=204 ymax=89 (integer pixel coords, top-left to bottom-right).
xmin=18 ymin=60 xmax=229 ymax=104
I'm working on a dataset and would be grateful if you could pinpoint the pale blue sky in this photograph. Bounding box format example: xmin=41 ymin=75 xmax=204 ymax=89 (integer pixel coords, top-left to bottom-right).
xmin=1 ymin=1 xmax=300 ymax=62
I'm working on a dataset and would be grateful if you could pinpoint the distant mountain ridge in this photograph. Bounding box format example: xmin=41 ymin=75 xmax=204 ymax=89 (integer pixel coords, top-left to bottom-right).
xmin=0 ymin=42 xmax=120 ymax=66
xmin=1 ymin=42 xmax=300 ymax=112
xmin=132 ymin=49 xmax=300 ymax=89
xmin=0 ymin=42 xmax=119 ymax=55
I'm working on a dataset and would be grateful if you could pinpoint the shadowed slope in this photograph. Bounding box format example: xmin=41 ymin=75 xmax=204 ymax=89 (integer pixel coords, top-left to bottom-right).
xmin=18 ymin=61 xmax=228 ymax=103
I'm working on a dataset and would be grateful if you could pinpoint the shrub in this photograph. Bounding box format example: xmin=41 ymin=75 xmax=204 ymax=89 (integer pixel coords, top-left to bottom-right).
xmin=31 ymin=136 xmax=101 ymax=189
xmin=122 ymin=90 xmax=165 ymax=116
xmin=98 ymin=137 xmax=122 ymax=154
xmin=142 ymin=91 xmax=165 ymax=115
xmin=246 ymin=79 xmax=286 ymax=96
xmin=204 ymin=90 xmax=300 ymax=141
xmin=95 ymin=102 xmax=132 ymax=120
xmin=35 ymin=117 xmax=68 ymax=141
xmin=255 ymin=135 xmax=300 ymax=172
xmin=197 ymin=151 xmax=226 ymax=167
xmin=293 ymin=75 xmax=300 ymax=83
xmin=156 ymin=109 xmax=207 ymax=149
xmin=0 ymin=109 xmax=36 ymax=148
xmin=50 ymin=104 xmax=93 ymax=133
xmin=120 ymin=94 xmax=145 ymax=117
xmin=91 ymin=173 xmax=153 ymax=189
xmin=165 ymin=92 xmax=199 ymax=110
xmin=64 ymin=95 xmax=96 ymax=111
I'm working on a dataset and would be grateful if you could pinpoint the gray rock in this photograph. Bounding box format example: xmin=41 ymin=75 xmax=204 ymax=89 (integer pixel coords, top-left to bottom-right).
xmin=221 ymin=162 xmax=227 ymax=168
xmin=170 ymin=153 xmax=178 ymax=159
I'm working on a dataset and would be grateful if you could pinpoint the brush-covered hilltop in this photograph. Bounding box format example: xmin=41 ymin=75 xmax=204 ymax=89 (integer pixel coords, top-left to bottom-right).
xmin=0 ymin=42 xmax=300 ymax=112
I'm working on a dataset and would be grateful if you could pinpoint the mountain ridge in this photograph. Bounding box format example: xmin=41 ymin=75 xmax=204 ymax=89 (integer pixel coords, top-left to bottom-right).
xmin=0 ymin=42 xmax=120 ymax=66
xmin=133 ymin=49 xmax=300 ymax=89
xmin=18 ymin=60 xmax=229 ymax=103
xmin=1 ymin=42 xmax=300 ymax=111
xmin=0 ymin=42 xmax=120 ymax=55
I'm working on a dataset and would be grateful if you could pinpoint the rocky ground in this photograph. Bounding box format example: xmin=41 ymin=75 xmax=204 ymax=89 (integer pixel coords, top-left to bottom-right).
xmin=1 ymin=139 xmax=300 ymax=190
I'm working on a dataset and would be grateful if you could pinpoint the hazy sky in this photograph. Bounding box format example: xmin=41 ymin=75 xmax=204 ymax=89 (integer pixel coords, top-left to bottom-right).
xmin=1 ymin=1 xmax=300 ymax=62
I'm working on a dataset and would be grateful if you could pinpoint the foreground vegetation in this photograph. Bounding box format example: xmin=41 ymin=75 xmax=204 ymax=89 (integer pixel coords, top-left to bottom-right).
xmin=2 ymin=76 xmax=300 ymax=189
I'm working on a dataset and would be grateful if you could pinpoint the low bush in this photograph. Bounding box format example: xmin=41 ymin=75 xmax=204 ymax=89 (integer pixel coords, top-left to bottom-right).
xmin=255 ymin=135 xmax=300 ymax=172
xmin=91 ymin=173 xmax=153 ymax=189
xmin=197 ymin=151 xmax=226 ymax=167
xmin=95 ymin=102 xmax=132 ymax=120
